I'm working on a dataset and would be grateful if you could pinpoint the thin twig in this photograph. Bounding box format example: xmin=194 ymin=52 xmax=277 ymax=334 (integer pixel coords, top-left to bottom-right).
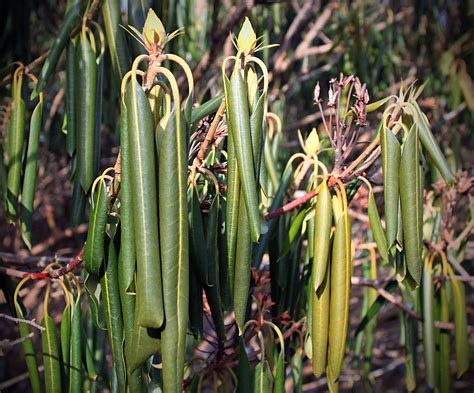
xmin=0 ymin=313 xmax=45 ymax=332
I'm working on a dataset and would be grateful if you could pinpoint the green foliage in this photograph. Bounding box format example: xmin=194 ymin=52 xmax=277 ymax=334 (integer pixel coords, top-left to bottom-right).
xmin=0 ymin=2 xmax=472 ymax=392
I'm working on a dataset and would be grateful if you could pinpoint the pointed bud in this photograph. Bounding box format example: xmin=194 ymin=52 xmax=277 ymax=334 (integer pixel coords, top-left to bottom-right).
xmin=237 ymin=17 xmax=257 ymax=53
xmin=143 ymin=9 xmax=166 ymax=50
xmin=305 ymin=128 xmax=320 ymax=155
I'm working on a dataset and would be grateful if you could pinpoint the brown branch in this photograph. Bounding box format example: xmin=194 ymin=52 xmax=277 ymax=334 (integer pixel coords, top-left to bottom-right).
xmin=189 ymin=99 xmax=226 ymax=176
xmin=0 ymin=313 xmax=45 ymax=332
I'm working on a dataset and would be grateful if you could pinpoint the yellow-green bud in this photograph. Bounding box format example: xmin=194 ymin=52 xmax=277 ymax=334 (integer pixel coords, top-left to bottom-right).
xmin=237 ymin=17 xmax=257 ymax=54
xmin=143 ymin=9 xmax=166 ymax=50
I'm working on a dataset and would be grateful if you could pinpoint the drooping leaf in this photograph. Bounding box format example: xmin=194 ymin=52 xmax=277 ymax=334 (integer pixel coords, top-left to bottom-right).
xmin=381 ymin=126 xmax=400 ymax=251
xmin=399 ymin=125 xmax=423 ymax=287
xmin=125 ymin=80 xmax=164 ymax=329
xmin=75 ymin=30 xmax=97 ymax=193
xmin=33 ymin=1 xmax=81 ymax=97
xmin=158 ymin=109 xmax=189 ymax=392
xmin=20 ymin=99 xmax=43 ymax=249
xmin=84 ymin=178 xmax=108 ymax=276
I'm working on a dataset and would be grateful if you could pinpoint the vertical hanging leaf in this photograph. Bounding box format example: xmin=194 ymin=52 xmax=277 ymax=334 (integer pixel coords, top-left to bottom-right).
xmin=422 ymin=255 xmax=436 ymax=388
xmin=158 ymin=109 xmax=189 ymax=392
xmin=412 ymin=103 xmax=455 ymax=185
xmin=66 ymin=40 xmax=76 ymax=156
xmin=42 ymin=289 xmax=62 ymax=393
xmin=33 ymin=2 xmax=81 ymax=97
xmin=189 ymin=185 xmax=209 ymax=285
xmin=125 ymin=81 xmax=164 ymax=328
xmin=367 ymin=186 xmax=389 ymax=263
xmin=75 ymin=31 xmax=97 ymax=193
xmin=311 ymin=263 xmax=330 ymax=377
xmin=20 ymin=99 xmax=43 ymax=249
xmin=225 ymin=67 xmax=261 ymax=242
xmin=312 ymin=179 xmax=333 ymax=291
xmin=400 ymin=125 xmax=423 ymax=287
xmin=233 ymin=191 xmax=252 ymax=334
xmin=6 ymin=78 xmax=25 ymax=221
xmin=84 ymin=178 xmax=108 ymax=276
xmin=252 ymin=360 xmax=271 ymax=393
xmin=102 ymin=0 xmax=130 ymax=81
xmin=449 ymin=272 xmax=469 ymax=377
xmin=327 ymin=203 xmax=351 ymax=383
xmin=237 ymin=339 xmax=252 ymax=393
xmin=439 ymin=283 xmax=450 ymax=392
xmin=189 ymin=265 xmax=203 ymax=338
xmin=69 ymin=295 xmax=83 ymax=393
xmin=60 ymin=303 xmax=71 ymax=382
xmin=14 ymin=299 xmax=41 ymax=393
xmin=101 ymin=239 xmax=126 ymax=391
xmin=291 ymin=348 xmax=303 ymax=393
xmin=381 ymin=126 xmax=400 ymax=251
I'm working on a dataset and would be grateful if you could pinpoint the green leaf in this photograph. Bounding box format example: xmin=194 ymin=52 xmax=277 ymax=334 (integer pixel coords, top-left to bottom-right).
xmin=312 ymin=179 xmax=333 ymax=291
xmin=14 ymin=303 xmax=41 ymax=393
xmin=20 ymin=100 xmax=43 ymax=249
xmin=33 ymin=2 xmax=81 ymax=97
xmin=75 ymin=32 xmax=97 ymax=192
xmin=60 ymin=304 xmax=71 ymax=381
xmin=381 ymin=126 xmax=401 ymax=251
xmin=412 ymin=102 xmax=455 ymax=185
xmin=100 ymin=238 xmax=126 ymax=392
xmin=449 ymin=273 xmax=469 ymax=377
xmin=422 ymin=255 xmax=436 ymax=388
xmin=399 ymin=125 xmax=423 ymax=287
xmin=102 ymin=0 xmax=130 ymax=81
xmin=327 ymin=211 xmax=351 ymax=382
xmin=237 ymin=339 xmax=252 ymax=393
xmin=233 ymin=189 xmax=253 ymax=335
xmin=439 ymin=283 xmax=450 ymax=392
xmin=66 ymin=40 xmax=76 ymax=156
xmin=189 ymin=265 xmax=203 ymax=338
xmin=252 ymin=360 xmax=271 ymax=393
xmin=225 ymin=67 xmax=261 ymax=242
xmin=84 ymin=273 xmax=106 ymax=329
xmin=6 ymin=92 xmax=25 ymax=221
xmin=190 ymin=94 xmax=224 ymax=125
xmin=84 ymin=178 xmax=108 ymax=276
xmin=189 ymin=185 xmax=209 ymax=285
xmin=69 ymin=295 xmax=83 ymax=393
xmin=291 ymin=348 xmax=303 ymax=393
xmin=278 ymin=208 xmax=306 ymax=261
xmin=42 ymin=315 xmax=62 ymax=393
xmin=355 ymin=281 xmax=398 ymax=335
xmin=367 ymin=186 xmax=389 ymax=263
xmin=158 ymin=109 xmax=189 ymax=392
xmin=311 ymin=268 xmax=330 ymax=377
xmin=125 ymin=80 xmax=164 ymax=329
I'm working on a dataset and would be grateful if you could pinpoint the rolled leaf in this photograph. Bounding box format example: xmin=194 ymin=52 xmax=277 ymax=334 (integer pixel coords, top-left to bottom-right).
xmin=413 ymin=103 xmax=455 ymax=185
xmin=33 ymin=2 xmax=81 ymax=96
xmin=399 ymin=125 xmax=423 ymax=287
xmin=100 ymin=239 xmax=126 ymax=391
xmin=367 ymin=186 xmax=389 ymax=263
xmin=84 ymin=178 xmax=108 ymax=276
xmin=6 ymin=90 xmax=25 ymax=220
xmin=233 ymin=190 xmax=252 ymax=335
xmin=102 ymin=0 xmax=130 ymax=81
xmin=312 ymin=179 xmax=333 ymax=291
xmin=158 ymin=109 xmax=189 ymax=392
xmin=20 ymin=100 xmax=43 ymax=248
xmin=125 ymin=81 xmax=164 ymax=328
xmin=381 ymin=126 xmax=400 ymax=251
xmin=42 ymin=315 xmax=62 ymax=393
xmin=225 ymin=67 xmax=261 ymax=242
xmin=75 ymin=31 xmax=97 ymax=192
